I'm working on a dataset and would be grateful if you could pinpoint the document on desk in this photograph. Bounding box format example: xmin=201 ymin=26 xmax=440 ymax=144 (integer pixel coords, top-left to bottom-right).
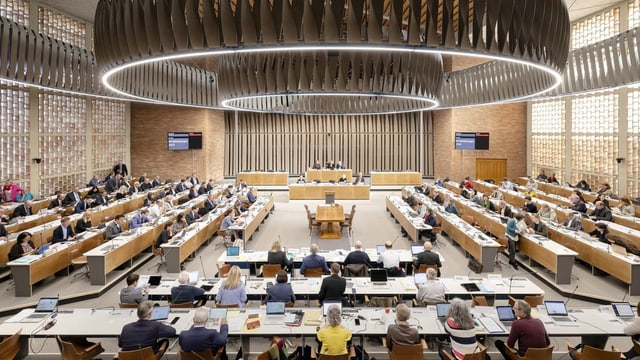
xmin=478 ymin=317 xmax=505 ymax=333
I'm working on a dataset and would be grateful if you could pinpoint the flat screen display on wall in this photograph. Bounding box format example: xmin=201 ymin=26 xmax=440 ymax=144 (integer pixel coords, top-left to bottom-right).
xmin=168 ymin=132 xmax=203 ymax=150
xmin=454 ymin=132 xmax=489 ymax=150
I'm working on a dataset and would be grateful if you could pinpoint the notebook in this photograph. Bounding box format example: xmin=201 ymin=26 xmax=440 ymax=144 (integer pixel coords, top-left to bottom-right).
xmin=21 ymin=297 xmax=58 ymax=322
xmin=544 ymin=301 xmax=573 ymax=322
xmin=376 ymin=245 xmax=386 ymax=254
xmin=37 ymin=243 xmax=51 ymax=255
xmin=496 ymin=306 xmax=517 ymax=326
xmin=263 ymin=301 xmax=286 ymax=325
xmin=150 ymin=305 xmax=170 ymax=321
xmin=227 ymin=246 xmax=240 ymax=257
xmin=612 ymin=302 xmax=635 ymax=321
xmin=370 ymin=269 xmax=388 ymax=285
xmin=411 ymin=245 xmax=424 ymax=255
xmin=322 ymin=302 xmax=342 ymax=317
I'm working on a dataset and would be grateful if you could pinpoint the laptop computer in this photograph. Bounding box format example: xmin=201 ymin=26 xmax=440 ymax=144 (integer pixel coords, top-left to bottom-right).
xmin=436 ymin=303 xmax=451 ymax=323
xmin=370 ymin=269 xmax=388 ymax=286
xmin=612 ymin=302 xmax=635 ymax=321
xmin=188 ymin=271 xmax=199 ymax=284
xmin=150 ymin=305 xmax=170 ymax=321
xmin=496 ymin=306 xmax=517 ymax=326
xmin=148 ymin=275 xmax=162 ymax=288
xmin=263 ymin=301 xmax=286 ymax=325
xmin=226 ymin=246 xmax=240 ymax=257
xmin=136 ymin=275 xmax=150 ymax=288
xmin=21 ymin=297 xmax=58 ymax=322
xmin=544 ymin=301 xmax=573 ymax=322
xmin=208 ymin=308 xmax=228 ymax=326
xmin=376 ymin=245 xmax=386 ymax=254
xmin=411 ymin=245 xmax=424 ymax=255
xmin=322 ymin=302 xmax=342 ymax=317
xmin=414 ymin=273 xmax=427 ymax=285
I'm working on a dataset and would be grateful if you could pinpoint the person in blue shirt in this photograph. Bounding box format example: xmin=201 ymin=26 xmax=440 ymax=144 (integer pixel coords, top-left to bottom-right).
xmin=420 ymin=208 xmax=438 ymax=243
xmin=246 ymin=189 xmax=256 ymax=204
xmin=300 ymin=244 xmax=329 ymax=275
xmin=506 ymin=213 xmax=526 ymax=269
xmin=129 ymin=209 xmax=150 ymax=229
xmin=264 ymin=270 xmax=296 ymax=305
xmin=74 ymin=196 xmax=94 ymax=214
xmin=15 ymin=188 xmax=34 ymax=203
xmin=179 ymin=307 xmax=228 ymax=359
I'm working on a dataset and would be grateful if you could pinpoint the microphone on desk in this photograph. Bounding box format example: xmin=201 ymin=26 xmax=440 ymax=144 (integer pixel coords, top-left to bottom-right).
xmin=391 ymin=235 xmax=400 ymax=245
xmin=565 ymin=285 xmax=579 ymax=307
xmin=91 ymin=306 xmax=115 ymax=314
xmin=621 ymin=291 xmax=628 ymax=303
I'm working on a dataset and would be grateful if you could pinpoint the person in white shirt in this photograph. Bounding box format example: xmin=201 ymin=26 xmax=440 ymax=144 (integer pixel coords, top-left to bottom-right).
xmin=148 ymin=199 xmax=165 ymax=220
xmin=501 ymin=178 xmax=513 ymax=191
xmin=377 ymin=240 xmax=403 ymax=276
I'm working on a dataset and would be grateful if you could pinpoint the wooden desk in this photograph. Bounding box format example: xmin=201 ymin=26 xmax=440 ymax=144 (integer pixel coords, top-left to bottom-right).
xmin=236 ymin=172 xmax=288 ymax=186
xmin=288 ymin=184 xmax=370 ymax=200
xmin=306 ymin=169 xmax=352 ymax=183
xmin=5 ymin=213 xmax=60 ymax=233
xmin=229 ymin=196 xmax=275 ymax=244
xmin=316 ymin=204 xmax=345 ymax=239
xmin=371 ymin=172 xmax=421 ymax=186
xmin=385 ymin=196 xmax=431 ymax=242
xmin=8 ymin=231 xmax=105 ymax=296
xmin=162 ymin=216 xmax=218 ymax=273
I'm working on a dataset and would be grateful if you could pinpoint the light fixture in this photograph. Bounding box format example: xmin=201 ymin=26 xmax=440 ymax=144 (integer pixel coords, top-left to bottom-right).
xmin=94 ymin=0 xmax=571 ymax=114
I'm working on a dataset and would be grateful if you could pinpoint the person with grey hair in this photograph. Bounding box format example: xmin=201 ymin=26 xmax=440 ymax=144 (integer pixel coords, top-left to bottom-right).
xmin=316 ymin=305 xmax=352 ymax=355
xmin=300 ymin=243 xmax=329 ymax=275
xmin=495 ymin=300 xmax=549 ymax=359
xmin=119 ymin=301 xmax=176 ymax=356
xmin=416 ymin=268 xmax=445 ymax=305
xmin=439 ymin=298 xmax=481 ymax=360
xmin=386 ymin=304 xmax=419 ymax=351
xmin=179 ymin=307 xmax=229 ymax=359
xmin=562 ymin=211 xmax=583 ymax=232
xmin=171 ymin=271 xmax=205 ymax=305
xmin=590 ymin=200 xmax=612 ymax=221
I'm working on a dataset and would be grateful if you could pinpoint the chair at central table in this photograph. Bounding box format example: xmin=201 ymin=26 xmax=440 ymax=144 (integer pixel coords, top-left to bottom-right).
xmin=315 ymin=204 xmax=345 ymax=239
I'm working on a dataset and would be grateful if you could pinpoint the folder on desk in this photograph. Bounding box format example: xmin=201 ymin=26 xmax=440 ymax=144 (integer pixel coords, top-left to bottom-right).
xmin=303 ymin=310 xmax=322 ymax=326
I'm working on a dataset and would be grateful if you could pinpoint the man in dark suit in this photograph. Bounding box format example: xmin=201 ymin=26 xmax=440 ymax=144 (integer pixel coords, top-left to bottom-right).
xmin=74 ymin=196 xmax=93 ymax=214
xmin=152 ymin=176 xmax=162 ymax=188
xmin=203 ymin=195 xmax=217 ymax=214
xmin=106 ymin=214 xmax=126 ymax=240
xmin=48 ymin=192 xmax=65 ymax=210
xmin=185 ymin=206 xmax=201 ymax=225
xmin=63 ymin=186 xmax=81 ymax=207
xmin=179 ymin=307 xmax=228 ymax=359
xmin=94 ymin=189 xmax=109 ymax=207
xmin=171 ymin=271 xmax=206 ymax=304
xmin=129 ymin=181 xmax=142 ymax=195
xmin=12 ymin=200 xmax=33 ymax=218
xmin=343 ymin=241 xmax=372 ymax=268
xmin=119 ymin=301 xmax=176 ymax=356
xmin=189 ymin=174 xmax=200 ymax=186
xmin=104 ymin=174 xmax=122 ymax=193
xmin=140 ymin=178 xmax=153 ymax=192
xmin=413 ymin=242 xmax=442 ymax=276
xmin=113 ymin=161 xmax=128 ymax=177
xmin=52 ymin=216 xmax=75 ymax=243
xmin=318 ymin=263 xmax=346 ymax=305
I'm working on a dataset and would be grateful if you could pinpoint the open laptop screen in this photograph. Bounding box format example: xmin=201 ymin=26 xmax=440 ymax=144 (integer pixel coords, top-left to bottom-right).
xmin=148 ymin=275 xmax=162 ymax=286
xmin=612 ymin=302 xmax=635 ymax=318
xmin=35 ymin=297 xmax=58 ymax=312
xmin=414 ymin=273 xmax=427 ymax=284
xmin=150 ymin=305 xmax=170 ymax=321
xmin=496 ymin=306 xmax=516 ymax=321
xmin=436 ymin=303 xmax=450 ymax=318
xmin=376 ymin=245 xmax=385 ymax=254
xmin=411 ymin=245 xmax=424 ymax=255
xmin=370 ymin=269 xmax=388 ymax=282
xmin=266 ymin=301 xmax=286 ymax=315
xmin=227 ymin=246 xmax=240 ymax=256
xmin=544 ymin=301 xmax=568 ymax=316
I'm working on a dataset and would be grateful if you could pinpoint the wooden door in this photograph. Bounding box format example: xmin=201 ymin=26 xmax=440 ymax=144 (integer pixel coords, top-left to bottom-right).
xmin=476 ymin=159 xmax=507 ymax=183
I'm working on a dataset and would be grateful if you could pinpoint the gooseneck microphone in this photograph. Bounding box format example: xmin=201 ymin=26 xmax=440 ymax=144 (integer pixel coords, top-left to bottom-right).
xmin=565 ymin=285 xmax=579 ymax=307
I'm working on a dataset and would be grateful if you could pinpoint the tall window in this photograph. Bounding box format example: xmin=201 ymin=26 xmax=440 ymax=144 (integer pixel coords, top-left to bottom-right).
xmin=1 ymin=0 xmax=29 ymax=26
xmin=531 ymin=100 xmax=565 ymax=182
xmin=38 ymin=5 xmax=86 ymax=48
xmin=629 ymin=0 xmax=640 ymax=28
xmin=92 ymin=100 xmax=127 ymax=177
xmin=0 ymin=85 xmax=30 ymax=191
xmin=628 ymin=85 xmax=640 ymax=196
xmin=571 ymin=7 xmax=619 ymax=50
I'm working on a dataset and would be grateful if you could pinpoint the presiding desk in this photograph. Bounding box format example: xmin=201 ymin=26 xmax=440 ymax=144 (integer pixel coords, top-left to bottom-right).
xmin=288 ymin=184 xmax=370 ymax=200
xmin=370 ymin=171 xmax=421 ymax=186
xmin=236 ymin=172 xmax=288 ymax=186
xmin=306 ymin=169 xmax=352 ymax=183
xmin=315 ymin=204 xmax=345 ymax=239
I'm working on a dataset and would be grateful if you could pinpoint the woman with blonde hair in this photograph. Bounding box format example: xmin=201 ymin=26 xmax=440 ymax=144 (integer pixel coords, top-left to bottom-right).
xmin=115 ymin=185 xmax=128 ymax=200
xmin=75 ymin=210 xmax=93 ymax=233
xmin=216 ymin=265 xmax=247 ymax=307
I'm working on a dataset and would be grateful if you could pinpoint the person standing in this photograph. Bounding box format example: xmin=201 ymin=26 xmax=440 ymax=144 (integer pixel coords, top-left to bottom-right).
xmin=505 ymin=213 xmax=526 ymax=270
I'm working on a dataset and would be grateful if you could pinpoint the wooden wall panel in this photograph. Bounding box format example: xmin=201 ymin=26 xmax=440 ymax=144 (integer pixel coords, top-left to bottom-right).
xmin=224 ymin=112 xmax=434 ymax=177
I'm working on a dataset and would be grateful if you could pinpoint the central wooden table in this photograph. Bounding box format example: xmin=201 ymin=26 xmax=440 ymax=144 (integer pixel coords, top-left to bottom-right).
xmin=315 ymin=204 xmax=345 ymax=239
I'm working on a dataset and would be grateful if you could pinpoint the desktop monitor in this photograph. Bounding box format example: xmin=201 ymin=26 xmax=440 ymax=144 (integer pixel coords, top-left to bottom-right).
xmin=322 ymin=302 xmax=342 ymax=316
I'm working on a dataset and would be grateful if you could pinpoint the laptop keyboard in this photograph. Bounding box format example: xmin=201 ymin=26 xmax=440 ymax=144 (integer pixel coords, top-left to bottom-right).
xmin=552 ymin=316 xmax=573 ymax=322
xmin=372 ymin=282 xmax=387 ymax=286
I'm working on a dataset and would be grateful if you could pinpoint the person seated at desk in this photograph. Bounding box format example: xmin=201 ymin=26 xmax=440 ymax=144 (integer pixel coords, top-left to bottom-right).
xmin=87 ymin=186 xmax=100 ymax=199
xmin=202 ymin=194 xmax=217 ymax=214
xmin=414 ymin=242 xmax=442 ymax=276
xmin=223 ymin=184 xmax=235 ymax=199
xmin=12 ymin=200 xmax=33 ymax=218
xmin=343 ymin=240 xmax=373 ymax=270
xmin=386 ymin=304 xmax=419 ymax=351
xmin=495 ymin=300 xmax=549 ymax=360
xmin=443 ymin=198 xmax=460 ymax=216
xmin=593 ymin=193 xmax=610 ymax=208
xmin=104 ymin=173 xmax=121 ymax=193
xmin=106 ymin=214 xmax=127 ymax=240
xmin=562 ymin=211 xmax=583 ymax=232
xmin=171 ymin=271 xmax=206 ymax=305
xmin=89 ymin=174 xmax=103 ymax=187
xmin=93 ymin=189 xmax=109 ymax=207
xmin=438 ymin=299 xmax=480 ymax=360
xmin=115 ymin=185 xmax=129 ymax=200
xmin=501 ymin=178 xmax=514 ymax=191
xmin=525 ymin=177 xmax=538 ymax=190
xmin=129 ymin=181 xmax=143 ymax=195
xmin=615 ymin=197 xmax=636 ymax=216
xmin=296 ymin=175 xmax=307 ymax=184
xmin=596 ymin=182 xmax=612 ymax=196
xmin=352 ymin=172 xmax=365 ymax=185
xmin=377 ymin=240 xmax=404 ymax=277
xmin=546 ymin=173 xmax=559 ymax=184
xmin=416 ymin=268 xmax=445 ymax=305
xmin=172 ymin=213 xmax=188 ymax=234
xmin=120 ymin=273 xmax=149 ymax=304
xmin=536 ymin=170 xmax=547 ymax=181
xmin=481 ymin=194 xmax=495 ymax=211
xmin=0 ymin=208 xmax=9 ymax=224
xmin=75 ymin=210 xmax=93 ymax=233
xmin=265 ymin=270 xmax=296 ymax=305
xmin=180 ymin=307 xmax=229 ymax=360
xmin=215 ymin=266 xmax=247 ymax=307
xmin=622 ymin=301 xmax=640 ymax=359
xmin=9 ymin=232 xmax=35 ymax=261
xmin=575 ymin=179 xmax=591 ymax=192
xmin=316 ymin=304 xmax=351 ymax=356
xmin=497 ymin=200 xmax=513 ymax=218
xmin=0 ymin=221 xmax=7 ymax=242
xmin=569 ymin=194 xmax=587 ymax=214
xmin=140 ymin=178 xmax=154 ymax=192
xmin=338 ymin=174 xmax=347 ymax=183
xmin=47 ymin=192 xmax=65 ymax=210
xmin=300 ymin=243 xmax=330 ymax=275
xmin=318 ymin=263 xmax=346 ymax=306
xmin=15 ymin=188 xmax=34 ymax=203
xmin=334 ymin=160 xmax=345 ymax=170
xmin=589 ymin=201 xmax=612 ymax=221
xmin=325 ymin=160 xmax=335 ymax=170
xmin=311 ymin=160 xmax=322 ymax=170
xmin=490 ymin=190 xmax=504 ymax=200
xmin=185 ymin=206 xmax=201 ymax=225
xmin=148 ymin=199 xmax=165 ymax=220
xmin=119 ymin=301 xmax=176 ymax=357
xmin=74 ymin=196 xmax=94 ymax=214
xmin=152 ymin=176 xmax=162 ymax=188
xmin=589 ymin=222 xmax=609 ymax=244
xmin=267 ymin=240 xmax=292 ymax=272
xmin=52 ymin=216 xmax=75 ymax=243
xmin=64 ymin=186 xmax=82 ymax=207
xmin=130 ymin=209 xmax=151 ymax=229
xmin=526 ymin=213 xmax=548 ymax=237
xmin=419 ymin=209 xmax=438 ymax=243
xmin=156 ymin=222 xmax=173 ymax=248
xmin=462 ymin=177 xmax=473 ymax=190
xmin=432 ymin=192 xmax=444 ymax=205
xmin=188 ymin=186 xmax=198 ymax=200
xmin=537 ymin=203 xmax=557 ymax=223
xmin=521 ymin=196 xmax=537 ymax=213
xmin=143 ymin=193 xmax=154 ymax=207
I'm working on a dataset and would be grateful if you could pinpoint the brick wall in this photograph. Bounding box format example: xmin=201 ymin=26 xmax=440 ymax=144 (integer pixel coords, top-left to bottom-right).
xmin=130 ymin=103 xmax=225 ymax=182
